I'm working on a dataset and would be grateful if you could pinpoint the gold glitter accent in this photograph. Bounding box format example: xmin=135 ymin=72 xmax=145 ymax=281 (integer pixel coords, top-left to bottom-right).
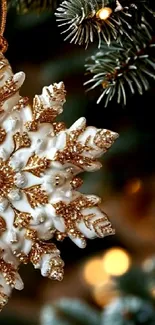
xmin=0 ymin=76 xmax=18 ymax=103
xmin=23 ymin=154 xmax=50 ymax=177
xmin=53 ymin=196 xmax=113 ymax=242
xmin=31 ymin=83 xmax=66 ymax=124
xmin=33 ymin=104 xmax=58 ymax=123
xmin=95 ymin=222 xmax=115 ymax=237
xmin=70 ymin=177 xmax=83 ymax=190
xmin=0 ymin=37 xmax=8 ymax=54
xmin=13 ymin=132 xmax=31 ymax=151
xmin=84 ymin=214 xmax=114 ymax=237
xmin=13 ymin=251 xmax=29 ymax=264
xmin=0 ymin=56 xmax=12 ymax=113
xmin=25 ymin=229 xmax=37 ymax=241
xmin=33 ymin=101 xmax=59 ymax=124
xmin=30 ymin=241 xmax=57 ymax=264
xmin=0 ymin=216 xmax=6 ymax=233
xmin=53 ymin=122 xmax=66 ymax=133
xmin=0 ymin=127 xmax=6 ymax=144
xmin=0 ymin=259 xmax=16 ymax=287
xmin=0 ymin=292 xmax=8 ymax=311
xmin=53 ymin=196 xmax=98 ymax=241
xmin=84 ymin=213 xmax=96 ymax=230
xmin=55 ymin=130 xmax=97 ymax=169
xmin=55 ymin=231 xmax=67 ymax=241
xmin=30 ymin=241 xmax=64 ymax=281
xmin=25 ymin=120 xmax=38 ymax=131
xmin=0 ymin=159 xmax=15 ymax=197
xmin=94 ymin=129 xmax=118 ymax=151
xmin=13 ymin=208 xmax=32 ymax=229
xmin=0 ymin=47 xmax=117 ymax=312
xmin=13 ymin=97 xmax=29 ymax=111
xmin=23 ymin=185 xmax=48 ymax=208
xmin=46 ymin=256 xmax=64 ymax=281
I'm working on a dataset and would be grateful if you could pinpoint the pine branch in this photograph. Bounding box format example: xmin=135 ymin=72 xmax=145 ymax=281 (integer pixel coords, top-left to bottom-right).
xmin=41 ymin=299 xmax=100 ymax=325
xmin=84 ymin=28 xmax=155 ymax=107
xmin=8 ymin=0 xmax=58 ymax=13
xmin=55 ymin=0 xmax=153 ymax=48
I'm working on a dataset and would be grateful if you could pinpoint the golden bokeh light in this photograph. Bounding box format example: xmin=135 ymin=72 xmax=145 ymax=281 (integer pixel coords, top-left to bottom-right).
xmin=125 ymin=179 xmax=142 ymax=195
xmin=151 ymin=287 xmax=155 ymax=298
xmin=83 ymin=257 xmax=109 ymax=286
xmin=102 ymin=248 xmax=131 ymax=276
xmin=93 ymin=279 xmax=119 ymax=307
xmin=96 ymin=7 xmax=112 ymax=20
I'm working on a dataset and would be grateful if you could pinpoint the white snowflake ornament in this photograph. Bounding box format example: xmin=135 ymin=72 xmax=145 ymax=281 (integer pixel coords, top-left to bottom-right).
xmin=0 ymin=53 xmax=118 ymax=310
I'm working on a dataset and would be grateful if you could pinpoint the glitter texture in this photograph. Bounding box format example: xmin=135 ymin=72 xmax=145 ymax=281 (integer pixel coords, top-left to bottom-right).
xmin=0 ymin=52 xmax=118 ymax=311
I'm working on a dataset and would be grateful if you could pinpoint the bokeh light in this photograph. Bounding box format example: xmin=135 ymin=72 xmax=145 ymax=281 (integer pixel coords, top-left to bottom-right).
xmin=102 ymin=248 xmax=131 ymax=276
xmin=83 ymin=257 xmax=109 ymax=286
xmin=93 ymin=279 xmax=119 ymax=307
xmin=96 ymin=7 xmax=112 ymax=20
xmin=143 ymin=257 xmax=155 ymax=273
xmin=125 ymin=179 xmax=142 ymax=195
xmin=151 ymin=287 xmax=155 ymax=298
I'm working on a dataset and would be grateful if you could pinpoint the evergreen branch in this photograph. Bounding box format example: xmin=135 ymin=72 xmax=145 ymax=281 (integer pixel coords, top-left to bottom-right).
xmin=41 ymin=299 xmax=100 ymax=325
xmin=84 ymin=28 xmax=155 ymax=106
xmin=8 ymin=0 xmax=58 ymax=13
xmin=55 ymin=0 xmax=153 ymax=48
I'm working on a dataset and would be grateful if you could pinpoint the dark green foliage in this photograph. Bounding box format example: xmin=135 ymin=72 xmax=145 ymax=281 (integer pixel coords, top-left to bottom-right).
xmin=55 ymin=0 xmax=155 ymax=106
xmin=84 ymin=29 xmax=155 ymax=106
xmin=55 ymin=0 xmax=153 ymax=48
xmin=8 ymin=0 xmax=58 ymax=13
xmin=41 ymin=299 xmax=100 ymax=325
xmin=7 ymin=0 xmax=155 ymax=106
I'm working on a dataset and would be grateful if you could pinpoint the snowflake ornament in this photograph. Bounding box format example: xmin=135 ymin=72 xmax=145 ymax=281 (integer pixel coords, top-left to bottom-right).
xmin=0 ymin=52 xmax=118 ymax=310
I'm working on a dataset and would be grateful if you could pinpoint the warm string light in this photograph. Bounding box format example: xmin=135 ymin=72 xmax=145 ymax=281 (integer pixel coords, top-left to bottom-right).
xmin=83 ymin=248 xmax=131 ymax=287
xmin=93 ymin=280 xmax=119 ymax=307
xmin=96 ymin=7 xmax=112 ymax=20
xmin=102 ymin=248 xmax=131 ymax=276
xmin=83 ymin=257 xmax=109 ymax=286
xmin=83 ymin=248 xmax=131 ymax=307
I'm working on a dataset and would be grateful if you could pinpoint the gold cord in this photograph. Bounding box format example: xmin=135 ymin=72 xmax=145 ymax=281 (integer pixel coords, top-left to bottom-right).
xmin=0 ymin=0 xmax=7 ymax=36
xmin=0 ymin=0 xmax=8 ymax=53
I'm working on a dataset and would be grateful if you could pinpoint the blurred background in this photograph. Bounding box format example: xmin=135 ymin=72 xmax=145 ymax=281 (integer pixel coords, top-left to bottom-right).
xmin=1 ymin=4 xmax=155 ymax=325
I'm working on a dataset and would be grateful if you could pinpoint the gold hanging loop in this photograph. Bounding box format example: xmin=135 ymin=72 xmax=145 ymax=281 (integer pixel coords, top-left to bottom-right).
xmin=0 ymin=0 xmax=8 ymax=53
